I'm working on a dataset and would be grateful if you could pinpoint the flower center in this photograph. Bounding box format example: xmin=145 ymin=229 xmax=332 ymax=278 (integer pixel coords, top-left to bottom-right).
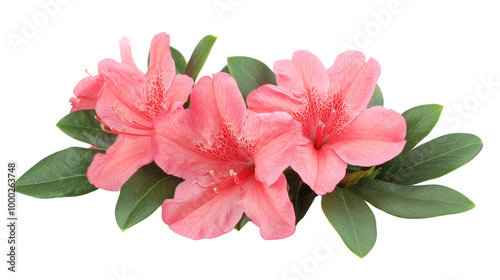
xmin=314 ymin=120 xmax=326 ymax=149
xmin=194 ymin=165 xmax=255 ymax=193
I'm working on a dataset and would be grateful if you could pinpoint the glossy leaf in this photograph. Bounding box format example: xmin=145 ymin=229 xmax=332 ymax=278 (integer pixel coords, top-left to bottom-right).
xmin=285 ymin=169 xmax=317 ymax=225
xmin=57 ymin=109 xmax=117 ymax=149
xmin=367 ymin=84 xmax=383 ymax=108
xmin=15 ymin=147 xmax=101 ymax=198
xmin=380 ymin=133 xmax=482 ymax=185
xmin=227 ymin=56 xmax=277 ymax=101
xmin=350 ymin=179 xmax=475 ymax=218
xmin=322 ymin=187 xmax=377 ymax=258
xmin=184 ymin=35 xmax=217 ymax=81
xmin=115 ymin=163 xmax=183 ymax=231
xmin=400 ymin=104 xmax=443 ymax=156
xmin=170 ymin=46 xmax=187 ymax=74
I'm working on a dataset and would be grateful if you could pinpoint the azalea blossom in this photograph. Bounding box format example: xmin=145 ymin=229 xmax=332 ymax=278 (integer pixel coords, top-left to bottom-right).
xmin=69 ymin=37 xmax=137 ymax=112
xmin=87 ymin=33 xmax=194 ymax=191
xmin=247 ymin=50 xmax=407 ymax=195
xmin=152 ymin=72 xmax=301 ymax=240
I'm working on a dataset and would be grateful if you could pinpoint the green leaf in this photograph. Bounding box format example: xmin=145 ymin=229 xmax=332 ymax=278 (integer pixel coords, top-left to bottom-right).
xmin=115 ymin=163 xmax=183 ymax=231
xmin=400 ymin=104 xmax=443 ymax=156
xmin=170 ymin=46 xmax=187 ymax=74
xmin=367 ymin=85 xmax=383 ymax=108
xmin=235 ymin=213 xmax=250 ymax=231
xmin=350 ymin=179 xmax=475 ymax=218
xmin=15 ymin=147 xmax=101 ymax=198
xmin=285 ymin=169 xmax=317 ymax=225
xmin=380 ymin=133 xmax=483 ymax=185
xmin=184 ymin=35 xmax=217 ymax=81
xmin=227 ymin=56 xmax=276 ymax=101
xmin=340 ymin=166 xmax=378 ymax=188
xmin=220 ymin=64 xmax=230 ymax=74
xmin=56 ymin=109 xmax=117 ymax=149
xmin=322 ymin=187 xmax=377 ymax=258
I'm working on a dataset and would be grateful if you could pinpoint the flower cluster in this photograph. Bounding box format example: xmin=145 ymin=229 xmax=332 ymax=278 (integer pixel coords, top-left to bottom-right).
xmin=71 ymin=32 xmax=405 ymax=240
xmin=17 ymin=32 xmax=481 ymax=258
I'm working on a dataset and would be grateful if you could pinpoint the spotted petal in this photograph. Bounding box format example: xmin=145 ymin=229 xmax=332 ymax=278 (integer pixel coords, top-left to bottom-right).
xmin=327 ymin=50 xmax=381 ymax=122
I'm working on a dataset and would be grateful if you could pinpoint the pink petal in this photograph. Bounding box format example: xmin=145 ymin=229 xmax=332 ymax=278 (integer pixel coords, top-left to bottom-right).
xmin=162 ymin=180 xmax=244 ymax=240
xmin=291 ymin=142 xmax=347 ymax=195
xmin=190 ymin=73 xmax=247 ymax=137
xmin=87 ymin=135 xmax=153 ymax=191
xmin=70 ymin=75 xmax=104 ymax=112
xmin=146 ymin=33 xmax=176 ymax=94
xmin=119 ymin=37 xmax=137 ymax=68
xmin=329 ymin=106 xmax=407 ymax=166
xmin=151 ymin=106 xmax=246 ymax=181
xmin=274 ymin=51 xmax=329 ymax=98
xmin=327 ymin=51 xmax=381 ymax=121
xmin=247 ymin=84 xmax=304 ymax=116
xmin=162 ymin=74 xmax=194 ymax=111
xmin=243 ymin=111 xmax=301 ymax=185
xmin=241 ymin=175 xmax=295 ymax=239
xmin=96 ymin=59 xmax=150 ymax=134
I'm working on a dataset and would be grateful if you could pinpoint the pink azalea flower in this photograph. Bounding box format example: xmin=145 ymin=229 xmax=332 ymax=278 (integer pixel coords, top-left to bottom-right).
xmin=152 ymin=72 xmax=301 ymax=240
xmin=247 ymin=50 xmax=407 ymax=195
xmin=69 ymin=37 xmax=137 ymax=112
xmin=87 ymin=33 xmax=194 ymax=191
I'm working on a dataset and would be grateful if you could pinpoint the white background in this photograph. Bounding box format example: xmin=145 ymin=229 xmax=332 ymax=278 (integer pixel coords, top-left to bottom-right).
xmin=1 ymin=0 xmax=499 ymax=279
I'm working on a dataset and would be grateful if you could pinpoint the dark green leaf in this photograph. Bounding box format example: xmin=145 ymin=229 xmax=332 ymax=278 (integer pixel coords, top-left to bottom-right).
xmin=170 ymin=46 xmax=187 ymax=74
xmin=15 ymin=147 xmax=101 ymax=198
xmin=184 ymin=35 xmax=217 ymax=81
xmin=285 ymin=169 xmax=317 ymax=225
xmin=367 ymin=85 xmax=383 ymax=108
xmin=350 ymin=179 xmax=475 ymax=218
xmin=235 ymin=213 xmax=250 ymax=231
xmin=56 ymin=110 xmax=117 ymax=149
xmin=227 ymin=56 xmax=276 ymax=101
xmin=220 ymin=64 xmax=230 ymax=74
xmin=322 ymin=187 xmax=377 ymax=258
xmin=380 ymin=133 xmax=482 ymax=185
xmin=400 ymin=104 xmax=443 ymax=156
xmin=295 ymin=185 xmax=316 ymax=224
xmin=115 ymin=163 xmax=183 ymax=231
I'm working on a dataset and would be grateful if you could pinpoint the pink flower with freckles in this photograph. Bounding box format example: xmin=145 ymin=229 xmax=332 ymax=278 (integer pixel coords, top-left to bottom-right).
xmin=87 ymin=33 xmax=194 ymax=191
xmin=152 ymin=72 xmax=301 ymax=240
xmin=69 ymin=37 xmax=137 ymax=113
xmin=247 ymin=50 xmax=407 ymax=195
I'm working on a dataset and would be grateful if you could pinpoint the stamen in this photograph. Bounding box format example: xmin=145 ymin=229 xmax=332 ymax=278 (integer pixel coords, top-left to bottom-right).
xmin=315 ymin=120 xmax=326 ymax=149
xmin=232 ymin=166 xmax=254 ymax=184
xmin=208 ymin=170 xmax=231 ymax=180
xmin=85 ymin=69 xmax=92 ymax=76
xmin=110 ymin=105 xmax=152 ymax=131
xmin=195 ymin=166 xmax=255 ymax=193
xmin=95 ymin=116 xmax=150 ymax=137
